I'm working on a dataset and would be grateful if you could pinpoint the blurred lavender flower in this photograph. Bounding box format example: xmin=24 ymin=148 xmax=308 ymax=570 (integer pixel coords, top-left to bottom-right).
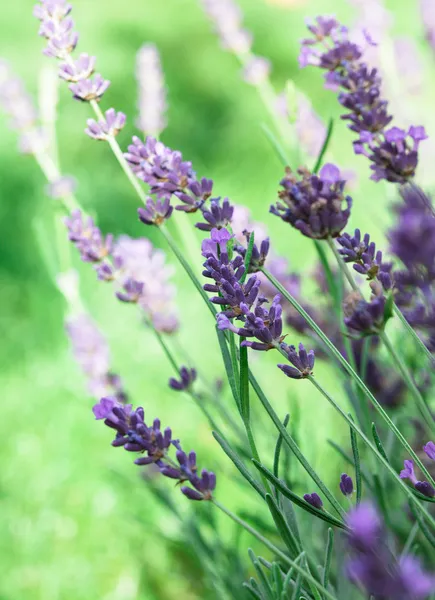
xmin=393 ymin=38 xmax=424 ymax=96
xmin=278 ymin=343 xmax=315 ymax=379
xmin=59 ymin=53 xmax=95 ymax=82
xmin=242 ymin=56 xmax=271 ymax=86
xmin=303 ymin=493 xmax=323 ymax=509
xmin=202 ymin=0 xmax=253 ymax=54
xmin=400 ymin=459 xmax=435 ymax=498
xmin=424 ymin=442 xmax=435 ymax=460
xmin=271 ymin=163 xmax=352 ymax=239
xmin=421 ymin=0 xmax=435 ymax=51
xmin=93 ymin=398 xmax=216 ymax=501
xmin=300 ymin=16 xmax=427 ymax=183
xmin=69 ymin=74 xmax=110 ymax=102
xmin=346 ymin=502 xmax=435 ymax=598
xmin=169 ymin=367 xmax=197 ymax=391
xmin=125 ymin=136 xmax=195 ymax=197
xmin=85 ymin=108 xmax=126 ymax=140
xmin=66 ymin=314 xmax=126 ymax=402
xmin=294 ymin=95 xmax=326 ymax=158
xmin=135 ymin=43 xmax=167 ymax=138
xmin=46 ymin=175 xmax=77 ymax=199
xmin=65 ymin=210 xmax=113 ymax=262
xmin=344 ymin=293 xmax=386 ymax=335
xmin=339 ymin=473 xmax=354 ymax=496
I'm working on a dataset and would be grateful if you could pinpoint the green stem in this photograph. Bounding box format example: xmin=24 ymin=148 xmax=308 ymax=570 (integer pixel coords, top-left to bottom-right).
xmin=260 ymin=266 xmax=435 ymax=489
xmin=393 ymin=304 xmax=434 ymax=364
xmin=213 ymin=500 xmax=339 ymax=600
xmin=308 ymin=375 xmax=435 ymax=530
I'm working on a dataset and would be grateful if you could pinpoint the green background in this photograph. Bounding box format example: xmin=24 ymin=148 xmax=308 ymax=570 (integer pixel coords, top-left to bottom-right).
xmin=0 ymin=0 xmax=432 ymax=598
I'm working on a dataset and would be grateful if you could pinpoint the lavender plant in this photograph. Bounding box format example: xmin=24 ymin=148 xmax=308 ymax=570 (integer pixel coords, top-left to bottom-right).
xmin=4 ymin=0 xmax=435 ymax=598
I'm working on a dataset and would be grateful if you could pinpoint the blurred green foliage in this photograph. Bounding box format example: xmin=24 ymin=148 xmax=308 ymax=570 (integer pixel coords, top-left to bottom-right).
xmin=0 ymin=0 xmax=431 ymax=598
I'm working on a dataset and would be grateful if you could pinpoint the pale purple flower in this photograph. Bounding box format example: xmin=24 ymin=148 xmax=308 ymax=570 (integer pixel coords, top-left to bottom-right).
xmin=423 ymin=441 xmax=435 ymax=460
xmin=135 ymin=43 xmax=167 ymax=137
xmin=201 ymin=227 xmax=233 ymax=258
xmin=59 ymin=53 xmax=96 ymax=82
xmin=46 ymin=175 xmax=77 ymax=199
xmin=202 ymin=0 xmax=253 ymax=54
xmin=69 ymin=73 xmax=110 ymax=102
xmin=242 ymin=56 xmax=271 ymax=86
xmin=85 ymin=108 xmax=126 ymax=140
xmin=400 ymin=460 xmax=418 ymax=485
xmin=295 ymin=95 xmax=326 ymax=158
xmin=421 ymin=0 xmax=435 ymax=51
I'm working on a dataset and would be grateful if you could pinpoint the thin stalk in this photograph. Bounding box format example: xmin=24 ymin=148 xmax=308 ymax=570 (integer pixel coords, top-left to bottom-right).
xmin=308 ymin=375 xmax=435 ymax=530
xmin=379 ymin=331 xmax=434 ymax=432
xmin=393 ymin=304 xmax=434 ymax=364
xmin=213 ymin=500 xmax=339 ymax=600
xmin=260 ymin=266 xmax=435 ymax=489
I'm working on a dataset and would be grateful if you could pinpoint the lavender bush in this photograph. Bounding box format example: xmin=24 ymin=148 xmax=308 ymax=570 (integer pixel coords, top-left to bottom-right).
xmin=3 ymin=0 xmax=435 ymax=598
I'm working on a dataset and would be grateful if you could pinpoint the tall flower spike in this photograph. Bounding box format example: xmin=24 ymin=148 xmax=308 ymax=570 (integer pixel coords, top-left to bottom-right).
xmin=271 ymin=163 xmax=352 ymax=239
xmin=202 ymin=0 xmax=253 ymax=54
xmin=278 ymin=343 xmax=315 ymax=379
xmin=93 ymin=398 xmax=216 ymax=501
xmin=135 ymin=43 xmax=167 ymax=138
xmin=299 ymin=16 xmax=427 ymax=183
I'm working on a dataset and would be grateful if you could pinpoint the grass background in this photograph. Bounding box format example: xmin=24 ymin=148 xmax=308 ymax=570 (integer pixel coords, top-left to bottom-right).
xmin=0 ymin=0 xmax=433 ymax=598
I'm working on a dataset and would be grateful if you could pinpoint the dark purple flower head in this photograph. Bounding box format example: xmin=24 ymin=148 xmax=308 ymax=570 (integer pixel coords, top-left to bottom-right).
xmin=69 ymin=73 xmax=110 ymax=102
xmin=415 ymin=481 xmax=435 ymax=498
xmin=278 ymin=343 xmax=315 ymax=379
xmin=175 ymin=178 xmax=213 ymax=213
xmin=300 ymin=17 xmax=426 ymax=184
xmin=65 ymin=210 xmax=113 ymax=262
xmin=195 ymin=197 xmax=234 ymax=232
xmin=344 ymin=292 xmax=387 ymax=335
xmin=59 ymin=53 xmax=95 ymax=81
xmin=169 ymin=367 xmax=197 ymax=391
xmin=125 ymin=136 xmax=195 ymax=198
xmin=424 ymin=441 xmax=435 ymax=461
xmin=271 ymin=163 xmax=352 ymax=239
xmin=339 ymin=473 xmax=354 ymax=496
xmin=85 ymin=108 xmax=126 ymax=140
xmin=303 ymin=492 xmax=323 ymax=509
xmin=115 ymin=278 xmax=144 ymax=303
xmin=181 ymin=469 xmax=217 ymax=501
xmin=217 ymin=294 xmax=285 ymax=351
xmin=234 ymin=231 xmax=270 ymax=273
xmin=137 ymin=196 xmax=173 ymax=226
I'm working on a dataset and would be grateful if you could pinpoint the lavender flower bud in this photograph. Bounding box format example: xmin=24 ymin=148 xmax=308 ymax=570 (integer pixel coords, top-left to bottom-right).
xmin=46 ymin=175 xmax=77 ymax=199
xmin=69 ymin=73 xmax=110 ymax=102
xmin=400 ymin=459 xmax=418 ymax=485
xmin=85 ymin=108 xmax=126 ymax=140
xmin=65 ymin=210 xmax=113 ymax=262
xmin=234 ymin=231 xmax=270 ymax=273
xmin=135 ymin=43 xmax=167 ymax=138
xmin=115 ymin=278 xmax=144 ymax=303
xmin=415 ymin=481 xmax=435 ymax=498
xmin=169 ymin=367 xmax=197 ymax=391
xmin=202 ymin=0 xmax=253 ymax=54
xmin=423 ymin=441 xmax=435 ymax=460
xmin=137 ymin=196 xmax=173 ymax=226
xmin=271 ymin=163 xmax=352 ymax=239
xmin=195 ymin=197 xmax=234 ymax=231
xmin=303 ymin=492 xmax=323 ymax=509
xmin=242 ymin=55 xmax=271 ymax=86
xmin=421 ymin=0 xmax=435 ymax=51
xmin=175 ymin=178 xmax=214 ymax=214
xmin=278 ymin=343 xmax=315 ymax=379
xmin=344 ymin=293 xmax=387 ymax=335
xmin=58 ymin=53 xmax=95 ymax=81
xmin=339 ymin=473 xmax=354 ymax=496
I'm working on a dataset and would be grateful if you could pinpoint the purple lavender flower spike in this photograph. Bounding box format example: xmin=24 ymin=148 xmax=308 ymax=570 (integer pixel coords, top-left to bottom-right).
xmin=69 ymin=73 xmax=110 ymax=102
xmin=59 ymin=53 xmax=96 ymax=81
xmin=421 ymin=0 xmax=435 ymax=51
xmin=137 ymin=196 xmax=173 ymax=226
xmin=181 ymin=469 xmax=217 ymax=501
xmin=135 ymin=43 xmax=167 ymax=137
xmin=344 ymin=293 xmax=386 ymax=335
xmin=125 ymin=136 xmax=195 ymax=198
xmin=303 ymin=492 xmax=323 ymax=509
xmin=169 ymin=367 xmax=197 ymax=391
xmin=346 ymin=502 xmax=382 ymax=550
xmin=40 ymin=18 xmax=79 ymax=59
xmin=398 ymin=556 xmax=435 ymax=599
xmin=278 ymin=343 xmax=315 ymax=379
xmin=424 ymin=441 xmax=435 ymax=461
xmin=201 ymin=227 xmax=233 ymax=259
xmin=339 ymin=473 xmax=354 ymax=496
xmin=202 ymin=0 xmax=253 ymax=54
xmin=234 ymin=231 xmax=270 ymax=273
xmin=299 ymin=16 xmax=426 ymax=183
xmin=93 ymin=397 xmax=116 ymax=420
xmin=400 ymin=459 xmax=418 ymax=485
xmin=33 ymin=0 xmax=72 ymax=22
xmin=271 ymin=163 xmax=352 ymax=239
xmin=415 ymin=481 xmax=435 ymax=498
xmin=195 ymin=197 xmax=234 ymax=232
xmin=46 ymin=175 xmax=77 ymax=199
xmin=85 ymin=108 xmax=126 ymax=140
xmin=65 ymin=210 xmax=113 ymax=262
xmin=242 ymin=56 xmax=271 ymax=86
xmin=175 ymin=178 xmax=213 ymax=214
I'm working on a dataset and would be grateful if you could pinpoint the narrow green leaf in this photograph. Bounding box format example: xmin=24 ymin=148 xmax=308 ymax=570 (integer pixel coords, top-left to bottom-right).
xmin=249 ymin=549 xmax=275 ymax=600
xmin=261 ymin=123 xmax=290 ymax=166
xmin=243 ymin=583 xmax=262 ymax=600
xmin=241 ymin=231 xmax=255 ymax=284
xmin=323 ymin=529 xmax=334 ymax=592
xmin=313 ymin=240 xmax=340 ymax=311
xmin=371 ymin=424 xmax=389 ymax=463
xmin=273 ymin=562 xmax=284 ymax=596
xmin=409 ymin=501 xmax=435 ymax=547
xmin=265 ymin=493 xmax=300 ymax=557
xmin=282 ymin=552 xmax=305 ymax=597
xmin=349 ymin=415 xmax=362 ymax=505
xmin=290 ymin=573 xmax=302 ymax=600
xmin=240 ymin=340 xmax=250 ymax=421
xmin=213 ymin=431 xmax=264 ymax=498
xmin=274 ymin=414 xmax=290 ymax=497
xmin=253 ymin=461 xmax=347 ymax=530
xmin=279 ymin=496 xmax=302 ymax=550
xmin=312 ymin=118 xmax=334 ymax=174
xmin=216 ymin=327 xmax=240 ymax=410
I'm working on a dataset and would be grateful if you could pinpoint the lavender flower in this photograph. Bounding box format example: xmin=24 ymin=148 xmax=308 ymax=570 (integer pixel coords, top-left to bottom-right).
xmin=339 ymin=473 xmax=354 ymax=496
xmin=242 ymin=56 xmax=271 ymax=86
xmin=271 ymin=163 xmax=352 ymax=239
xmin=400 ymin=459 xmax=435 ymax=498
xmin=195 ymin=197 xmax=234 ymax=232
xmin=125 ymin=136 xmax=195 ymax=198
xmin=344 ymin=292 xmax=386 ymax=335
xmin=58 ymin=53 xmax=95 ymax=81
xmin=85 ymin=108 xmax=126 ymax=140
xmin=424 ymin=441 xmax=435 ymax=460
xmin=46 ymin=175 xmax=77 ymax=199
xmin=93 ymin=398 xmax=216 ymax=501
xmin=65 ymin=210 xmax=113 ymax=262
xmin=202 ymin=0 xmax=253 ymax=54
xmin=278 ymin=343 xmax=315 ymax=379
xmin=66 ymin=314 xmax=126 ymax=402
xmin=137 ymin=196 xmax=173 ymax=226
xmin=421 ymin=0 xmax=435 ymax=51
xmin=303 ymin=493 xmax=323 ymax=509
xmin=69 ymin=74 xmax=110 ymax=102
xmin=234 ymin=231 xmax=270 ymax=273
xmin=175 ymin=178 xmax=214 ymax=214
xmin=299 ymin=17 xmax=427 ymax=183
xmin=135 ymin=43 xmax=167 ymax=137
xmin=169 ymin=367 xmax=197 ymax=391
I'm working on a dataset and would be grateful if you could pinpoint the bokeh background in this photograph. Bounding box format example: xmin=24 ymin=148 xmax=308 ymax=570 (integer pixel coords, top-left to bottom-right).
xmin=1 ymin=0 xmax=434 ymax=598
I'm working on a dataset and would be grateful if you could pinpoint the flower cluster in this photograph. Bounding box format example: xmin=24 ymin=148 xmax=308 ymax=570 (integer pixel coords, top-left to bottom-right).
xmin=85 ymin=108 xmax=126 ymax=141
xmin=169 ymin=367 xmax=197 ymax=391
xmin=66 ymin=314 xmax=126 ymax=402
xmin=400 ymin=443 xmax=435 ymax=498
xmin=93 ymin=397 xmax=216 ymax=501
xmin=278 ymin=343 xmax=315 ymax=379
xmin=34 ymin=0 xmax=112 ymax=104
xmin=299 ymin=16 xmax=427 ymax=183
xmin=65 ymin=211 xmax=178 ymax=332
xmin=271 ymin=163 xmax=352 ymax=239
xmin=345 ymin=502 xmax=435 ymax=598
xmin=343 ymin=292 xmax=387 ymax=336
xmin=135 ymin=43 xmax=167 ymax=138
